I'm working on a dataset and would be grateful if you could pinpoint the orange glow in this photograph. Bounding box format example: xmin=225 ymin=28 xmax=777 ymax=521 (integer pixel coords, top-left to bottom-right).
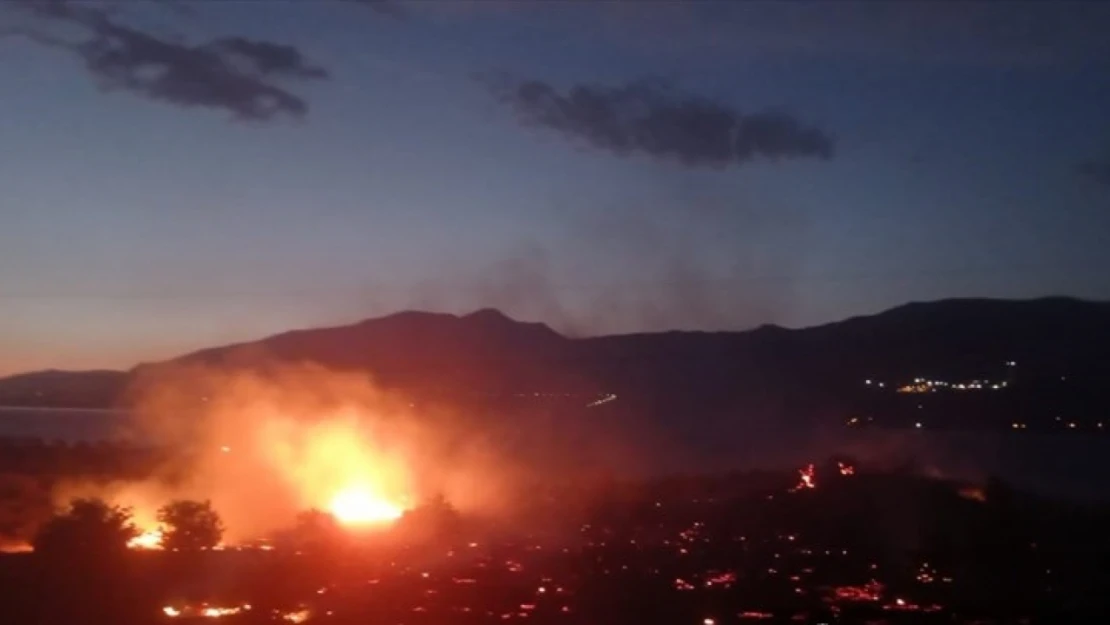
xmin=162 ymin=604 xmax=251 ymax=619
xmin=52 ymin=366 xmax=523 ymax=543
xmin=0 ymin=540 xmax=32 ymax=554
xmin=958 ymin=486 xmax=987 ymax=502
xmin=126 ymin=504 xmax=166 ymax=550
xmin=329 ymin=486 xmax=404 ymax=525
xmin=789 ymin=463 xmax=816 ymax=492
xmin=128 ymin=527 xmax=164 ymax=550
xmin=282 ymin=609 xmax=311 ymax=623
xmin=831 ymin=580 xmax=883 ymax=602
xmin=263 ymin=413 xmax=414 ymax=529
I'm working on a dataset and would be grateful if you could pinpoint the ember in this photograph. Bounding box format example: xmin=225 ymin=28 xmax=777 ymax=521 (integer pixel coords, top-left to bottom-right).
xmin=789 ymin=464 xmax=817 ymax=492
xmin=282 ymin=609 xmax=311 ymax=623
xmin=830 ymin=580 xmax=883 ymax=602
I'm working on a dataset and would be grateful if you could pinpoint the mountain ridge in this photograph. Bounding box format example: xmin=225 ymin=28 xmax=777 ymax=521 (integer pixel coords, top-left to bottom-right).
xmin=3 ymin=298 xmax=1109 ymax=427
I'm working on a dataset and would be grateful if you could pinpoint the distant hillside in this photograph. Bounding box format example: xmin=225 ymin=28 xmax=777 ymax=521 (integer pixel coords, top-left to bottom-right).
xmin=4 ymin=298 xmax=1109 ymax=434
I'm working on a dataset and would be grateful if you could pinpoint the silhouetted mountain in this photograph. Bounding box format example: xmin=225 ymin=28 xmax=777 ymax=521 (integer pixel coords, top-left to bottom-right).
xmin=5 ymin=298 xmax=1110 ymax=434
xmin=132 ymin=307 xmax=574 ymax=394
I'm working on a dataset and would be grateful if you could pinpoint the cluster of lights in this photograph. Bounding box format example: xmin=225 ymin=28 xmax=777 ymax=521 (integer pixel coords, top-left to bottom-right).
xmin=892 ymin=378 xmax=1010 ymax=394
xmin=866 ymin=361 xmax=1018 ymax=394
xmin=1040 ymin=417 xmax=1106 ymax=431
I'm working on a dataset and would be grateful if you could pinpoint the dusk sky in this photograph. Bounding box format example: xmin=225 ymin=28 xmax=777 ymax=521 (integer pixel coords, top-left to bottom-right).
xmin=2 ymin=1 xmax=1110 ymax=375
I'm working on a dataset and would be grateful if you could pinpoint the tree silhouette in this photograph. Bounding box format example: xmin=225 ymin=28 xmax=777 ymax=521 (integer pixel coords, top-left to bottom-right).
xmin=157 ymin=499 xmax=224 ymax=551
xmin=32 ymin=498 xmax=138 ymax=560
xmin=397 ymin=493 xmax=463 ymax=541
xmin=282 ymin=508 xmax=345 ymax=553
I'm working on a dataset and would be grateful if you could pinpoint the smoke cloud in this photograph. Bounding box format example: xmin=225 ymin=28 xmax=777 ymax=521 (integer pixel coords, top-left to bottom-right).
xmin=405 ymin=185 xmax=809 ymax=337
xmin=485 ymin=76 xmax=834 ymax=167
xmin=53 ymin=361 xmax=651 ymax=541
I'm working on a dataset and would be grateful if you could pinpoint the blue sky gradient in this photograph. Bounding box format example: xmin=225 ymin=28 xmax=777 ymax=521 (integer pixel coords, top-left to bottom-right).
xmin=1 ymin=1 xmax=1109 ymax=374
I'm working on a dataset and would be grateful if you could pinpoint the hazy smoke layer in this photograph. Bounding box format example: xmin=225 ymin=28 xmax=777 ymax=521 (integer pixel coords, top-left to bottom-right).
xmin=54 ymin=362 xmax=651 ymax=540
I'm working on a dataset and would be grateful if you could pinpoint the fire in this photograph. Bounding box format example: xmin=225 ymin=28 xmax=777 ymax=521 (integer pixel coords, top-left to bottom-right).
xmin=959 ymin=486 xmax=987 ymax=502
xmin=126 ymin=506 xmax=166 ymax=549
xmin=329 ymin=486 xmax=404 ymax=525
xmin=162 ymin=604 xmax=251 ymax=619
xmin=282 ymin=609 xmax=311 ymax=623
xmin=58 ymin=366 xmax=429 ymax=542
xmin=0 ymin=540 xmax=32 ymax=553
xmin=789 ymin=464 xmax=817 ymax=492
xmin=129 ymin=527 xmax=164 ymax=550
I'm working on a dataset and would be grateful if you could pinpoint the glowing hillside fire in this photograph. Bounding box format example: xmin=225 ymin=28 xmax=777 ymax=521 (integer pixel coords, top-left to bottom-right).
xmin=329 ymin=486 xmax=404 ymax=525
xmin=49 ymin=366 xmax=441 ymax=543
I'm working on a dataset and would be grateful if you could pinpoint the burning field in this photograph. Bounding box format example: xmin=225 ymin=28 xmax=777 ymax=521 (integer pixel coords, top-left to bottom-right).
xmin=4 ymin=452 xmax=1110 ymax=625
xmin=1 ymin=365 xmax=1110 ymax=624
xmin=44 ymin=363 xmax=523 ymax=549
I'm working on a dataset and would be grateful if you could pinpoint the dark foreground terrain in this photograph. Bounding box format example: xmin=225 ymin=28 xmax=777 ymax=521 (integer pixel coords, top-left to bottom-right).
xmin=2 ymin=460 xmax=1109 ymax=625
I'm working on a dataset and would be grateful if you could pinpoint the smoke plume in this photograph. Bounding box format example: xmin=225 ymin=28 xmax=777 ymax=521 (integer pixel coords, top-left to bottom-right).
xmin=53 ymin=361 xmax=650 ymax=541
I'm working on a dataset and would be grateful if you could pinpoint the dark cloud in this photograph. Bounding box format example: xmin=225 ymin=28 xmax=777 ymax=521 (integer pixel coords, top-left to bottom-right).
xmin=10 ymin=2 xmax=327 ymax=121
xmin=486 ymin=76 xmax=833 ymax=167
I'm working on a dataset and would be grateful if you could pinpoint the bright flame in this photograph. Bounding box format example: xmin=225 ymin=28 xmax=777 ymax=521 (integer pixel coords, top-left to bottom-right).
xmin=163 ymin=604 xmax=249 ymax=619
xmin=0 ymin=540 xmax=32 ymax=554
xmin=330 ymin=486 xmax=404 ymax=525
xmin=58 ymin=366 xmax=443 ymax=542
xmin=201 ymin=606 xmax=243 ymax=618
xmin=282 ymin=609 xmax=311 ymax=623
xmin=129 ymin=527 xmax=164 ymax=550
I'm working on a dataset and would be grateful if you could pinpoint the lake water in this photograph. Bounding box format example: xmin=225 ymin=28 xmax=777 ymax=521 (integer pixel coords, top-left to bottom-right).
xmin=2 ymin=406 xmax=1108 ymax=501
xmin=0 ymin=406 xmax=136 ymax=443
